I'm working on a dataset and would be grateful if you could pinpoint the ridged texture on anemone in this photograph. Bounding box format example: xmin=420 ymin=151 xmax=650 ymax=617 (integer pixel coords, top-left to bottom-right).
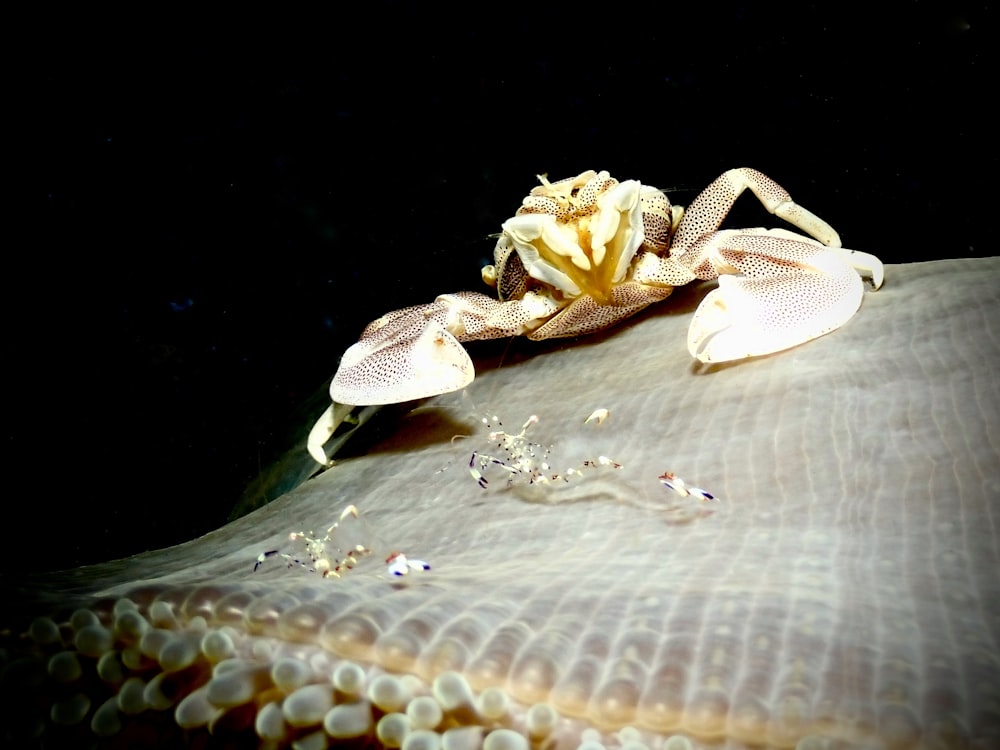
xmin=2 ymin=258 xmax=998 ymax=750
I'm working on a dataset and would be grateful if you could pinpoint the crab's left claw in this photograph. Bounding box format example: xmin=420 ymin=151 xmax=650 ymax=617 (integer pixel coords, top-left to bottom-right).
xmin=687 ymin=229 xmax=883 ymax=363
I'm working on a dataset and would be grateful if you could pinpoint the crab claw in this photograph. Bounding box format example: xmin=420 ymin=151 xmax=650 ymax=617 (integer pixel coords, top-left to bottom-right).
xmin=687 ymin=229 xmax=883 ymax=363
xmin=330 ymin=302 xmax=475 ymax=407
xmin=309 ymin=303 xmax=473 ymax=466
xmin=329 ymin=290 xmax=559 ymax=407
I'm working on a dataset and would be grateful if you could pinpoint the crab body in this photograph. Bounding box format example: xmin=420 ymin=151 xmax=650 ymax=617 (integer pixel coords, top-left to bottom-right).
xmin=308 ymin=169 xmax=883 ymax=465
xmin=484 ymin=170 xmax=693 ymax=340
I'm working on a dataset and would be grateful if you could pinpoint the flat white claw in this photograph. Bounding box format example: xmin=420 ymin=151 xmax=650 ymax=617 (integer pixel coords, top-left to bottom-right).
xmin=687 ymin=231 xmax=867 ymax=363
xmin=330 ymin=307 xmax=475 ymax=406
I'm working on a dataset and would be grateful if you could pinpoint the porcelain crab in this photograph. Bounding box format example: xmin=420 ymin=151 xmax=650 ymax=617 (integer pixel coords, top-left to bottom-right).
xmin=308 ymin=168 xmax=883 ymax=465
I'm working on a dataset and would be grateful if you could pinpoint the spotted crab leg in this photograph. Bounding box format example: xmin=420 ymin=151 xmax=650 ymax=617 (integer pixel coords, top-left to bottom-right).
xmin=672 ymin=167 xmax=846 ymax=266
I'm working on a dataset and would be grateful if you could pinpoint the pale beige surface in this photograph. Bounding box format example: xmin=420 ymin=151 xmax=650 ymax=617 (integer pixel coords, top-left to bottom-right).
xmin=5 ymin=258 xmax=999 ymax=748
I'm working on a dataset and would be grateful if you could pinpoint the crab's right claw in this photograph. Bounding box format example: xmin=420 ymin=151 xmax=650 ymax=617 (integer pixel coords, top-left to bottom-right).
xmin=330 ymin=289 xmax=559 ymax=408
xmin=330 ymin=302 xmax=475 ymax=407
xmin=311 ymin=291 xmax=560 ymax=465
xmin=308 ymin=301 xmax=475 ymax=465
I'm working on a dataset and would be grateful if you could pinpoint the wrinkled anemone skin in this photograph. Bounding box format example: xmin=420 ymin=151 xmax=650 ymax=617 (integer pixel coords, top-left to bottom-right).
xmin=1 ymin=259 xmax=998 ymax=750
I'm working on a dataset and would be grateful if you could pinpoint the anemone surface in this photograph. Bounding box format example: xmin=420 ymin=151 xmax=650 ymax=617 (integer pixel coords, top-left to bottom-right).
xmin=2 ymin=258 xmax=998 ymax=750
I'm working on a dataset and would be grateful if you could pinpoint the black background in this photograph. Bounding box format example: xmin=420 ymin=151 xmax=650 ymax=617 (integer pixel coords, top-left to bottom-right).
xmin=14 ymin=2 xmax=992 ymax=572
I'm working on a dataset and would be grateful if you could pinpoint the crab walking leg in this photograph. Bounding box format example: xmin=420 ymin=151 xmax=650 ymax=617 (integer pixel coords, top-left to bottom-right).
xmin=305 ymin=402 xmax=385 ymax=467
xmin=309 ymin=291 xmax=561 ymax=462
xmin=687 ymin=229 xmax=876 ymax=363
xmin=672 ymin=168 xmax=843 ymax=272
xmin=832 ymin=246 xmax=885 ymax=290
xmin=307 ymin=401 xmax=358 ymax=466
